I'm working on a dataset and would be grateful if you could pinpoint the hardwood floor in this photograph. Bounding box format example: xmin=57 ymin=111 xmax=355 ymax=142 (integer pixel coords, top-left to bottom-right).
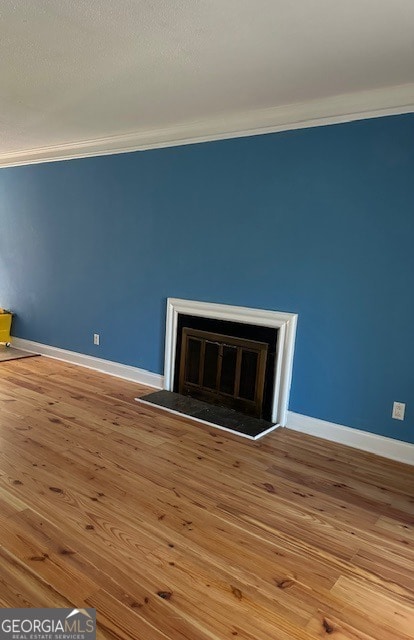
xmin=0 ymin=356 xmax=413 ymax=639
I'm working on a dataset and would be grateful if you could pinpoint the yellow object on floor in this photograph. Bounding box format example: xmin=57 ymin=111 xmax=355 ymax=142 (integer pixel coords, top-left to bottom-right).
xmin=0 ymin=310 xmax=12 ymax=345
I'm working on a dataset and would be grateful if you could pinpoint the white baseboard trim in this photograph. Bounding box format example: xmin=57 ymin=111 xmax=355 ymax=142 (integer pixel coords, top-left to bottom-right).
xmin=287 ymin=411 xmax=414 ymax=466
xmin=11 ymin=336 xmax=413 ymax=464
xmin=12 ymin=337 xmax=164 ymax=389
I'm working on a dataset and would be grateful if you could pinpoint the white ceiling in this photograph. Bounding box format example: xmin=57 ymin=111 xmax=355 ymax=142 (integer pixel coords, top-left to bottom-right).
xmin=1 ymin=0 xmax=414 ymax=166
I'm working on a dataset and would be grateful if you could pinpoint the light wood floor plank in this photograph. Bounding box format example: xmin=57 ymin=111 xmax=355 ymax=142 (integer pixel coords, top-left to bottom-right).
xmin=0 ymin=356 xmax=413 ymax=639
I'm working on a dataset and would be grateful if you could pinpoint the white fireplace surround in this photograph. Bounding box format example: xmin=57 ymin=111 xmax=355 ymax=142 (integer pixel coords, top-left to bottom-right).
xmin=163 ymin=298 xmax=298 ymax=426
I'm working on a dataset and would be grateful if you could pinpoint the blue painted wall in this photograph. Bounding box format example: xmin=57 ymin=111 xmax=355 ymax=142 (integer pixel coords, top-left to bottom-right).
xmin=1 ymin=114 xmax=413 ymax=443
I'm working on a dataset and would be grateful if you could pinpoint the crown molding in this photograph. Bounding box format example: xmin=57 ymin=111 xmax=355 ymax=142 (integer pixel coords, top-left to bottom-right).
xmin=1 ymin=83 xmax=414 ymax=168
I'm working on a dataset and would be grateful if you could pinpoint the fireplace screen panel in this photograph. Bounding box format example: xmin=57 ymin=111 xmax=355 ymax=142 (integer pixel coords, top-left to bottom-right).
xmin=179 ymin=328 xmax=268 ymax=417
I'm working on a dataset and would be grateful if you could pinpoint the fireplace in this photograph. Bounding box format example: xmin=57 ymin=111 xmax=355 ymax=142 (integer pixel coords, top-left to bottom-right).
xmin=139 ymin=299 xmax=297 ymax=439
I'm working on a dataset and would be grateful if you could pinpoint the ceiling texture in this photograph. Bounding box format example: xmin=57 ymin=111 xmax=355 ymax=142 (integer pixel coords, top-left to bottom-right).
xmin=1 ymin=0 xmax=414 ymax=166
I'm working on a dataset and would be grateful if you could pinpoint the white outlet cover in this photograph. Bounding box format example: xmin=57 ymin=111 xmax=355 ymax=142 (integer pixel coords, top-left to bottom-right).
xmin=392 ymin=401 xmax=405 ymax=420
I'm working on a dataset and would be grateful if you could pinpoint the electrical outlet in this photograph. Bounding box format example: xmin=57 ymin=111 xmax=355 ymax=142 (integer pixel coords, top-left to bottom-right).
xmin=392 ymin=401 xmax=405 ymax=421
xmin=93 ymin=333 xmax=100 ymax=346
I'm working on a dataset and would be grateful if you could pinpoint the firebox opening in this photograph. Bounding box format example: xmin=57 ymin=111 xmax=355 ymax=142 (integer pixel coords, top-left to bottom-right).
xmin=173 ymin=314 xmax=278 ymax=422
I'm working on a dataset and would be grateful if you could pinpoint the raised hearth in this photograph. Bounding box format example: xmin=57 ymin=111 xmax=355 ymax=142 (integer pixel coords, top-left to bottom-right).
xmin=138 ymin=390 xmax=276 ymax=440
